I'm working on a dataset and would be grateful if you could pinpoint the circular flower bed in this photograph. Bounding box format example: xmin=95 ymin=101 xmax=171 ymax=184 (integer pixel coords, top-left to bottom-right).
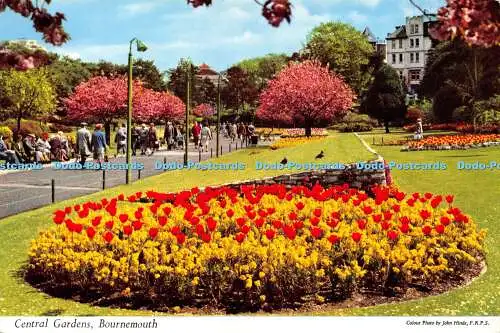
xmin=281 ymin=128 xmax=328 ymax=138
xmin=28 ymin=184 xmax=486 ymax=312
xmin=403 ymin=134 xmax=500 ymax=151
xmin=270 ymin=136 xmax=325 ymax=150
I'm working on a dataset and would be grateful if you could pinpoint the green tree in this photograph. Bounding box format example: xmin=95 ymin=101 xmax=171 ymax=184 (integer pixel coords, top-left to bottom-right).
xmin=419 ymin=40 xmax=500 ymax=123
xmin=302 ymin=22 xmax=374 ymax=95
xmin=221 ymin=66 xmax=259 ymax=115
xmin=166 ymin=58 xmax=199 ymax=107
xmin=0 ymin=68 xmax=56 ymax=132
xmin=236 ymin=53 xmax=289 ymax=91
xmin=46 ymin=56 xmax=92 ymax=106
xmin=360 ymin=64 xmax=406 ymax=133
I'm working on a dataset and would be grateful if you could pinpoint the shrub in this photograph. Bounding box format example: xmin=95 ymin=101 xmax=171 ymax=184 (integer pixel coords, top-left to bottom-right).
xmin=28 ymin=185 xmax=486 ymax=311
xmin=331 ymin=112 xmax=378 ymax=132
xmin=406 ymin=107 xmax=424 ymax=123
xmin=48 ymin=122 xmax=74 ymax=133
xmin=0 ymin=119 xmax=49 ymax=138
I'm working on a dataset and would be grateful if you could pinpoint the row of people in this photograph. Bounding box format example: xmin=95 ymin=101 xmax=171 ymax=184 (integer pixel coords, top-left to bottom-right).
xmin=221 ymin=122 xmax=255 ymax=141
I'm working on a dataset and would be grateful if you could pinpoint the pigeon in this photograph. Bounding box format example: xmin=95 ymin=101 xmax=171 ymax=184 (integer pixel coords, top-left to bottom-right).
xmin=315 ymin=150 xmax=325 ymax=159
xmin=280 ymin=157 xmax=288 ymax=165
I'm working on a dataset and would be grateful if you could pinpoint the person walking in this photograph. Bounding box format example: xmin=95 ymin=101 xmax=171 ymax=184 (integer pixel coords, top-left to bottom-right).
xmin=76 ymin=122 xmax=92 ymax=167
xmin=115 ymin=123 xmax=127 ymax=157
xmin=200 ymin=122 xmax=212 ymax=152
xmin=131 ymin=126 xmax=139 ymax=156
xmin=165 ymin=121 xmax=175 ymax=150
xmin=147 ymin=123 xmax=158 ymax=155
xmin=91 ymin=124 xmax=107 ymax=165
xmin=230 ymin=123 xmax=237 ymax=142
xmin=139 ymin=124 xmax=149 ymax=155
xmin=175 ymin=125 xmax=184 ymax=150
xmin=192 ymin=121 xmax=201 ymax=150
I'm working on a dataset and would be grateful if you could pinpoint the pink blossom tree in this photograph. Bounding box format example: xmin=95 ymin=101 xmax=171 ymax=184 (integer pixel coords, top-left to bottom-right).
xmin=135 ymin=90 xmax=185 ymax=123
xmin=192 ymin=103 xmax=215 ymax=118
xmin=256 ymin=60 xmax=355 ymax=136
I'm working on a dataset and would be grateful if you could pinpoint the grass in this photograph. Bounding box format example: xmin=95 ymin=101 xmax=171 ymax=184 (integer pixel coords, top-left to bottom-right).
xmin=1 ymin=131 xmax=498 ymax=316
xmin=0 ymin=133 xmax=373 ymax=315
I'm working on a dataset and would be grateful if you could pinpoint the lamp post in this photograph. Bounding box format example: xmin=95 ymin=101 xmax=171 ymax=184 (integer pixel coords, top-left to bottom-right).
xmin=126 ymin=37 xmax=148 ymax=185
xmin=184 ymin=65 xmax=191 ymax=166
xmin=216 ymin=73 xmax=228 ymax=157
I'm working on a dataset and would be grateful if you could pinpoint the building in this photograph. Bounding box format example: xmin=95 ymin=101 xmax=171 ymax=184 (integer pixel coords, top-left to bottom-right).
xmin=196 ymin=63 xmax=220 ymax=86
xmin=386 ymin=14 xmax=438 ymax=93
xmin=362 ymin=27 xmax=386 ymax=60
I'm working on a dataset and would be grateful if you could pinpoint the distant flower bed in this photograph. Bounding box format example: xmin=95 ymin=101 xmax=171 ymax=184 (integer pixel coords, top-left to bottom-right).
xmin=27 ymin=184 xmax=485 ymax=311
xmin=254 ymin=128 xmax=284 ymax=136
xmin=403 ymin=123 xmax=499 ymax=134
xmin=270 ymin=136 xmax=325 ymax=150
xmin=281 ymin=128 xmax=328 ymax=138
xmin=403 ymin=134 xmax=500 ymax=151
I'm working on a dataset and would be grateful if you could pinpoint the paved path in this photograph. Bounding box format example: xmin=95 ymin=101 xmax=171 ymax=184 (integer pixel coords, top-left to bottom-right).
xmin=0 ymin=138 xmax=248 ymax=219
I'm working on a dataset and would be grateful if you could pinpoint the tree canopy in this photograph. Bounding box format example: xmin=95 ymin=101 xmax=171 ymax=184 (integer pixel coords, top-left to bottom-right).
xmin=236 ymin=53 xmax=289 ymax=91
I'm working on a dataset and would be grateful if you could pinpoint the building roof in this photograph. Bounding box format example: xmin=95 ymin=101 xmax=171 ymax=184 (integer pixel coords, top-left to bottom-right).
xmin=362 ymin=27 xmax=377 ymax=43
xmin=386 ymin=25 xmax=407 ymax=40
xmin=197 ymin=63 xmax=218 ymax=76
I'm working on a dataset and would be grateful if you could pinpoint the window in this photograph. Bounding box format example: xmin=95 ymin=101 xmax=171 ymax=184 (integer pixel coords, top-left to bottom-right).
xmin=410 ymin=25 xmax=414 ymax=34
xmin=416 ymin=52 xmax=420 ymax=63
xmin=410 ymin=70 xmax=420 ymax=81
xmin=399 ymin=39 xmax=403 ymax=48
xmin=415 ymin=38 xmax=420 ymax=47
xmin=392 ymin=40 xmax=396 ymax=49
xmin=392 ymin=54 xmax=396 ymax=64
xmin=410 ymin=53 xmax=414 ymax=63
xmin=414 ymin=24 xmax=419 ymax=33
xmin=399 ymin=54 xmax=403 ymax=63
xmin=410 ymin=39 xmax=414 ymax=48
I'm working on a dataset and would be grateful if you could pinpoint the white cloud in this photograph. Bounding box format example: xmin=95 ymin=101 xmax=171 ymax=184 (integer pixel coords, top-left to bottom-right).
xmin=120 ymin=2 xmax=159 ymax=16
xmin=348 ymin=10 xmax=368 ymax=23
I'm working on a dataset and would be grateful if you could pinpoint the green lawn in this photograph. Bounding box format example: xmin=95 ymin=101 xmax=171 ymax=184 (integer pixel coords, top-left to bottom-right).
xmin=0 ymin=133 xmax=373 ymax=315
xmin=1 ymin=132 xmax=498 ymax=316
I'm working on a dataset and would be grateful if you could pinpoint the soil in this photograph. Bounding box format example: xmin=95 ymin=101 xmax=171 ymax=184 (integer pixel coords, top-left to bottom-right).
xmin=24 ymin=259 xmax=486 ymax=315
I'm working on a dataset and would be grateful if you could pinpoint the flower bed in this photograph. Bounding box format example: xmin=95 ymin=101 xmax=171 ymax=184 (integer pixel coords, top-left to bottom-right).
xmin=28 ymin=184 xmax=485 ymax=311
xmin=403 ymin=123 xmax=499 ymax=134
xmin=270 ymin=136 xmax=325 ymax=150
xmin=281 ymin=128 xmax=328 ymax=138
xmin=403 ymin=134 xmax=500 ymax=151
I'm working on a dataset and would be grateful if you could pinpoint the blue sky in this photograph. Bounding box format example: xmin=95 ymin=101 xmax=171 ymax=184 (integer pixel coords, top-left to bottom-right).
xmin=0 ymin=0 xmax=441 ymax=72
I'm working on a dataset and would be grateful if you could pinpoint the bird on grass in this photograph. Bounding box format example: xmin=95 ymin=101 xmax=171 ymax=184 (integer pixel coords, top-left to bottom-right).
xmin=280 ymin=157 xmax=288 ymax=165
xmin=315 ymin=150 xmax=325 ymax=159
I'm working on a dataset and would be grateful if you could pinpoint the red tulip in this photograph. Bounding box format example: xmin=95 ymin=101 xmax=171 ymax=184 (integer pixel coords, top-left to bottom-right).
xmin=206 ymin=217 xmax=217 ymax=231
xmin=357 ymin=219 xmax=367 ymax=230
xmin=381 ymin=221 xmax=391 ymax=230
xmin=86 ymin=227 xmax=96 ymax=239
xmin=123 ymin=225 xmax=133 ymax=236
xmin=64 ymin=206 xmax=72 ymax=214
xmin=293 ymin=221 xmax=304 ymax=229
xmin=328 ymin=234 xmax=340 ymax=244
xmin=134 ymin=211 xmax=142 ymax=219
xmin=158 ymin=216 xmax=168 ymax=226
xmin=424 ymin=192 xmax=433 ymax=199
xmin=219 ymin=200 xmax=227 ymax=208
xmin=399 ymin=223 xmax=409 ymax=234
xmin=420 ymin=210 xmax=431 ymax=220
xmin=163 ymin=206 xmax=172 ymax=215
xmin=247 ymin=211 xmax=256 ymax=219
xmin=103 ymin=231 xmax=114 ymax=243
xmin=310 ymin=216 xmax=320 ymax=226
xmin=132 ymin=220 xmax=143 ymax=230
xmin=235 ymin=232 xmax=246 ymax=243
xmin=422 ymin=225 xmax=432 ymax=235
xmin=387 ymin=230 xmax=398 ymax=240
xmin=241 ymin=224 xmax=251 ymax=234
xmin=226 ymin=209 xmax=234 ymax=218
xmin=283 ymin=225 xmax=296 ymax=240
xmin=285 ymin=193 xmax=293 ymax=201
xmin=74 ymin=204 xmax=81 ymax=212
xmin=383 ymin=211 xmax=393 ymax=220
xmin=331 ymin=211 xmax=340 ymax=219
xmin=201 ymin=233 xmax=211 ymax=243
xmin=73 ymin=223 xmax=83 ymax=233
xmin=127 ymin=195 xmax=136 ymax=203
xmin=445 ymin=195 xmax=454 ymax=204
xmin=176 ymin=233 xmax=186 ymax=244
xmin=313 ymin=208 xmax=322 ymax=217
xmin=170 ymin=226 xmax=181 ymax=235
xmin=272 ymin=220 xmax=282 ymax=229
xmin=372 ymin=214 xmax=382 ymax=223
xmin=351 ymin=232 xmax=362 ymax=242
xmin=92 ymin=216 xmax=102 ymax=227
xmin=119 ymin=214 xmax=128 ymax=223
xmin=435 ymin=224 xmax=445 ymax=234
xmin=254 ymin=217 xmax=265 ymax=228
xmin=149 ymin=227 xmax=159 ymax=239
xmin=267 ymin=207 xmax=276 ymax=215
xmin=258 ymin=209 xmax=267 ymax=218
xmin=327 ymin=218 xmax=339 ymax=228
xmin=53 ymin=210 xmax=65 ymax=224
xmin=288 ymin=212 xmax=298 ymax=220
xmin=105 ymin=220 xmax=114 ymax=229
xmin=440 ymin=216 xmax=451 ymax=226
xmin=310 ymin=226 xmax=323 ymax=239
xmin=236 ymin=217 xmax=246 ymax=227
xmin=395 ymin=192 xmax=405 ymax=201
xmin=190 ymin=216 xmax=200 ymax=225
xmin=117 ymin=194 xmax=125 ymax=201
xmin=265 ymin=229 xmax=276 ymax=240
xmin=363 ymin=206 xmax=373 ymax=215
xmin=392 ymin=205 xmax=400 ymax=213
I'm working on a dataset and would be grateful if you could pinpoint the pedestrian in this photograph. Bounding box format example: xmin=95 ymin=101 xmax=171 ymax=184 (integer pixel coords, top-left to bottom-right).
xmin=147 ymin=123 xmax=158 ymax=155
xmin=76 ymin=122 xmax=92 ymax=166
xmin=115 ymin=123 xmax=127 ymax=157
xmin=165 ymin=121 xmax=175 ymax=150
xmin=192 ymin=121 xmax=201 ymax=150
xmin=91 ymin=123 xmax=107 ymax=165
xmin=131 ymin=126 xmax=139 ymax=156
xmin=415 ymin=118 xmax=424 ymax=140
xmin=230 ymin=123 xmax=237 ymax=142
xmin=13 ymin=134 xmax=29 ymax=163
xmin=49 ymin=133 xmax=64 ymax=161
xmin=176 ymin=125 xmax=184 ymax=150
xmin=138 ymin=124 xmax=149 ymax=155
xmin=200 ymin=122 xmax=212 ymax=152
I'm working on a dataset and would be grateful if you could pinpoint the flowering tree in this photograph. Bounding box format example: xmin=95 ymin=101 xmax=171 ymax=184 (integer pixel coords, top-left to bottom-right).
xmin=65 ymin=76 xmax=137 ymax=144
xmin=135 ymin=89 xmax=185 ymax=123
xmin=192 ymin=103 xmax=215 ymax=118
xmin=257 ymin=60 xmax=355 ymax=136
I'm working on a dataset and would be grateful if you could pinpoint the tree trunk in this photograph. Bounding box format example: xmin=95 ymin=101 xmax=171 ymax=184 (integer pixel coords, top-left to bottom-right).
xmin=105 ymin=121 xmax=111 ymax=146
xmin=17 ymin=115 xmax=22 ymax=134
xmin=305 ymin=118 xmax=312 ymax=137
xmin=384 ymin=119 xmax=390 ymax=133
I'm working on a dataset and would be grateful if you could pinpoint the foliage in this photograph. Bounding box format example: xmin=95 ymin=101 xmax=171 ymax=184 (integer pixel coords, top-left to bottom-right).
xmin=406 ymin=134 xmax=500 ymax=150
xmin=257 ymin=60 xmax=354 ymax=136
xmin=427 ymin=0 xmax=499 ymax=47
xmin=0 ymin=126 xmax=13 ymax=139
xmin=192 ymin=103 xmax=215 ymax=118
xmin=221 ymin=66 xmax=259 ymax=113
xmin=166 ymin=59 xmax=199 ymax=107
xmin=302 ymin=22 xmax=374 ymax=94
xmin=135 ymin=89 xmax=185 ymax=123
xmin=270 ymin=136 xmax=325 ymax=149
xmin=406 ymin=107 xmax=424 ymax=123
xmin=236 ymin=54 xmax=289 ymax=91
xmin=28 ymin=184 xmax=485 ymax=311
xmin=0 ymin=40 xmax=55 ymax=70
xmin=333 ymin=112 xmax=378 ymax=133
xmin=0 ymin=68 xmax=56 ymax=132
xmin=360 ymin=64 xmax=406 ymax=133
xmin=281 ymin=128 xmax=329 ymax=138
xmin=454 ymin=94 xmax=500 ymax=125
xmin=419 ymin=40 xmax=500 ymax=123
xmin=0 ymin=119 xmax=50 ymax=138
